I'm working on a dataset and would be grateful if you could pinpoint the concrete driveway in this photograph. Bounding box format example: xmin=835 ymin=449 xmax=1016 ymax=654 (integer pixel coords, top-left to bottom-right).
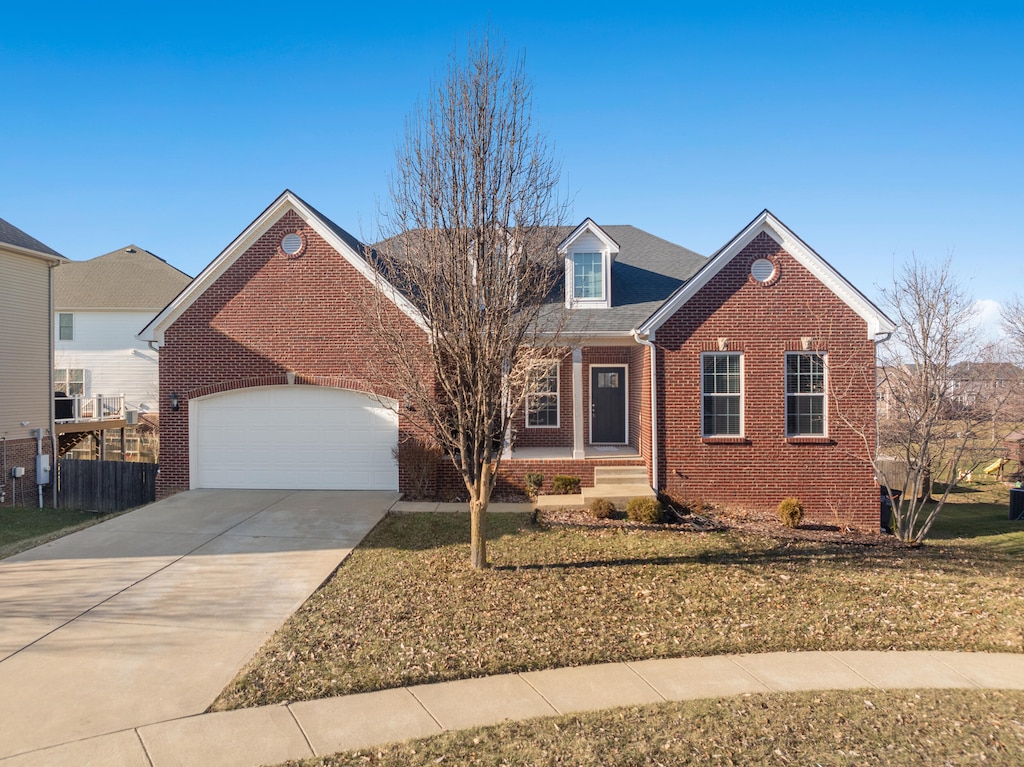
xmin=0 ymin=489 xmax=397 ymax=760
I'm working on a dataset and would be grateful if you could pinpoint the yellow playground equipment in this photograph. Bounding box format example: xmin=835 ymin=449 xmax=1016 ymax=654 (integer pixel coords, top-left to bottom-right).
xmin=984 ymin=458 xmax=1008 ymax=475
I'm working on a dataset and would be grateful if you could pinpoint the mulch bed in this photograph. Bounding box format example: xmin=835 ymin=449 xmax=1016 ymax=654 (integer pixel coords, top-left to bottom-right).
xmin=537 ymin=502 xmax=915 ymax=548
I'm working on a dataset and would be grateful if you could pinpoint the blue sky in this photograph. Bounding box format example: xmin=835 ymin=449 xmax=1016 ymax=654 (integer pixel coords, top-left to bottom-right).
xmin=2 ymin=1 xmax=1021 ymax=331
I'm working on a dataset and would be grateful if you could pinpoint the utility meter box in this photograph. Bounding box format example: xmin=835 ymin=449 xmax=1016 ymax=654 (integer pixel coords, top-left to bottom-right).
xmin=11 ymin=466 xmax=25 ymax=478
xmin=36 ymin=455 xmax=51 ymax=485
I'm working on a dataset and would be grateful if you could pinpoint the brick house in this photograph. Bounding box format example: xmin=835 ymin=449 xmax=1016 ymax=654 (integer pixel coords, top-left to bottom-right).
xmin=140 ymin=191 xmax=895 ymax=528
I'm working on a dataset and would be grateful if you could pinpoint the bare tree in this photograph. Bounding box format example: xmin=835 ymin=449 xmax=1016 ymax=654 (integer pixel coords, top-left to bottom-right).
xmin=1003 ymin=295 xmax=1024 ymax=363
xmin=368 ymin=33 xmax=569 ymax=569
xmin=874 ymin=256 xmax=1015 ymax=543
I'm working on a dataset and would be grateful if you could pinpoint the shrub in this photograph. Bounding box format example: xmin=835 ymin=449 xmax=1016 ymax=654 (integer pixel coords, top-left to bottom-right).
xmin=777 ymin=497 xmax=804 ymax=528
xmin=626 ymin=497 xmax=663 ymax=524
xmin=550 ymin=475 xmax=581 ymax=495
xmin=524 ymin=472 xmax=544 ymax=497
xmin=589 ymin=498 xmax=615 ymax=519
xmin=392 ymin=437 xmax=443 ymax=500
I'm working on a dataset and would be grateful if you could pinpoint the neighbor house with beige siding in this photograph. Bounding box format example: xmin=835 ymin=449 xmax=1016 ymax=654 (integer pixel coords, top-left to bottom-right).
xmin=0 ymin=217 xmax=65 ymax=504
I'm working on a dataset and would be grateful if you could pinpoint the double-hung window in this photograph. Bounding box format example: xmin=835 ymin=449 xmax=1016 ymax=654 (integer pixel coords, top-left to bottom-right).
xmin=702 ymin=353 xmax=742 ymax=436
xmin=526 ymin=362 xmax=560 ymax=428
xmin=58 ymin=313 xmax=74 ymax=341
xmin=572 ymin=252 xmax=604 ymax=301
xmin=786 ymin=352 xmax=826 ymax=436
xmin=54 ymin=368 xmax=85 ymax=397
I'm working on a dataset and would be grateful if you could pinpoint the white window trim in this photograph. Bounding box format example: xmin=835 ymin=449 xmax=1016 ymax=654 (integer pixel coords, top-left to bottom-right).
xmin=700 ymin=352 xmax=744 ymax=438
xmin=785 ymin=352 xmax=828 ymax=437
xmin=54 ymin=367 xmax=86 ymax=398
xmin=58 ymin=312 xmax=74 ymax=341
xmin=568 ymin=250 xmax=610 ymax=308
xmin=526 ymin=361 xmax=560 ymax=429
xmin=588 ymin=363 xmax=629 ymax=445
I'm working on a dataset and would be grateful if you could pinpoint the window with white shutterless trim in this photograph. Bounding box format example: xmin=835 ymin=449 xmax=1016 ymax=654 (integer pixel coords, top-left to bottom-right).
xmin=785 ymin=352 xmax=827 ymax=436
xmin=526 ymin=362 xmax=560 ymax=428
xmin=701 ymin=352 xmax=743 ymax=436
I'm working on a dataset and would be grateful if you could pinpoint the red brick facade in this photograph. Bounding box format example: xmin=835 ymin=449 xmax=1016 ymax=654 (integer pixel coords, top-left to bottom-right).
xmin=656 ymin=231 xmax=878 ymax=528
xmin=155 ymin=201 xmax=881 ymax=528
xmin=156 ymin=209 xmax=426 ymax=497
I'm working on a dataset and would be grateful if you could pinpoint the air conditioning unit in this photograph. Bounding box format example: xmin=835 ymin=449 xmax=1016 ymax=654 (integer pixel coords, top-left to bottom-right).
xmin=126 ymin=409 xmax=139 ymax=426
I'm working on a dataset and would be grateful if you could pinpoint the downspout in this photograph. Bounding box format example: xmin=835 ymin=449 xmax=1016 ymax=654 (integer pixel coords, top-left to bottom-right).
xmin=873 ymin=331 xmax=894 ymax=485
xmin=632 ymin=329 xmax=659 ymax=494
xmin=48 ymin=260 xmax=60 ymax=508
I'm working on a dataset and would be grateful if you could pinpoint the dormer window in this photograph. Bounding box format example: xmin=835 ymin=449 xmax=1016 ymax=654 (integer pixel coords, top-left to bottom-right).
xmin=572 ymin=252 xmax=604 ymax=301
xmin=559 ymin=218 xmax=618 ymax=310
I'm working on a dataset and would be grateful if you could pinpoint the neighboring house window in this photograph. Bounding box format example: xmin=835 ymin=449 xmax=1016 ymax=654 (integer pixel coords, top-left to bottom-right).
xmin=526 ymin=362 xmax=560 ymax=428
xmin=58 ymin=313 xmax=74 ymax=341
xmin=54 ymin=368 xmax=85 ymax=397
xmin=572 ymin=252 xmax=604 ymax=301
xmin=702 ymin=353 xmax=742 ymax=436
xmin=786 ymin=352 xmax=827 ymax=436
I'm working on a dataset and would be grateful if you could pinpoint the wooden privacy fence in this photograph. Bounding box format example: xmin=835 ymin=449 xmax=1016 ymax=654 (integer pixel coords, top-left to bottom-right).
xmin=57 ymin=459 xmax=158 ymax=512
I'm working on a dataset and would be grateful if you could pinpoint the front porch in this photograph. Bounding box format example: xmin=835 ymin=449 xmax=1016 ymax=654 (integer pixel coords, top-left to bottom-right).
xmin=509 ymin=445 xmax=641 ymax=461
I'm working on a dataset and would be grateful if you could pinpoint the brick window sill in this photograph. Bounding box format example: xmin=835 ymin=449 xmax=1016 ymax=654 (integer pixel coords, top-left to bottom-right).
xmin=785 ymin=436 xmax=834 ymax=445
xmin=701 ymin=437 xmax=751 ymax=445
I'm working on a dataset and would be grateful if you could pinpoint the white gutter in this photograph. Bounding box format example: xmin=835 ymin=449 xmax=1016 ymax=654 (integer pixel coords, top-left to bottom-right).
xmin=632 ymin=329 xmax=659 ymax=493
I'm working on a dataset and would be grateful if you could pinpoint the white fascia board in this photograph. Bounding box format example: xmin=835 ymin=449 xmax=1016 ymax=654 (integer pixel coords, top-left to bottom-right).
xmin=139 ymin=191 xmax=427 ymax=343
xmin=0 ymin=243 xmax=65 ymax=264
xmin=639 ymin=211 xmax=897 ymax=339
xmin=557 ymin=218 xmax=620 ymax=255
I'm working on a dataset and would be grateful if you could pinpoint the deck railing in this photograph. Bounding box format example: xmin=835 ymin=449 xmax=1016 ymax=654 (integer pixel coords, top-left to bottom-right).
xmin=55 ymin=394 xmax=126 ymax=423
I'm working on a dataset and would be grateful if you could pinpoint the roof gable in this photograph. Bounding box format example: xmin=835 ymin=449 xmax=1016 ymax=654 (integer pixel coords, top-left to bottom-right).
xmin=139 ymin=190 xmax=426 ymax=344
xmin=0 ymin=216 xmax=64 ymax=261
xmin=638 ymin=210 xmax=896 ymax=339
xmin=55 ymin=246 xmax=191 ymax=309
xmin=558 ymin=218 xmax=620 ymax=257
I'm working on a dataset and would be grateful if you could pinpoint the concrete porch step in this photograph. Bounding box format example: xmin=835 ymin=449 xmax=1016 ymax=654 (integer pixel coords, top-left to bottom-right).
xmin=581 ymin=483 xmax=657 ymax=507
xmin=533 ymin=493 xmax=585 ymax=510
xmin=593 ymin=465 xmax=649 ymax=484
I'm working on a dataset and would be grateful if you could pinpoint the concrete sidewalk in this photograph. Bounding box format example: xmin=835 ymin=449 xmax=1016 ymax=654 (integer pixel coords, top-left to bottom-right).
xmin=2 ymin=650 xmax=1022 ymax=766
xmin=0 ymin=489 xmax=397 ymax=760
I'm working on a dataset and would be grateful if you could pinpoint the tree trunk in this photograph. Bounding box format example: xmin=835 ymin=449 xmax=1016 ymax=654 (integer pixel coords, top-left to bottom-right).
xmin=469 ymin=496 xmax=487 ymax=569
xmin=467 ymin=460 xmax=493 ymax=569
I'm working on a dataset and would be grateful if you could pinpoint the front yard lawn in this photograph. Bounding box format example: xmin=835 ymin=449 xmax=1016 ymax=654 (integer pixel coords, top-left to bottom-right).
xmin=0 ymin=505 xmax=115 ymax=560
xmin=213 ymin=480 xmax=1024 ymax=711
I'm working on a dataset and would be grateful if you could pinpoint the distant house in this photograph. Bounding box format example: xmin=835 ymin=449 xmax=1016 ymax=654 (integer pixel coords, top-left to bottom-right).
xmin=53 ymin=245 xmax=191 ymax=459
xmin=0 ymin=217 xmax=65 ymax=504
xmin=142 ymin=191 xmax=897 ymax=529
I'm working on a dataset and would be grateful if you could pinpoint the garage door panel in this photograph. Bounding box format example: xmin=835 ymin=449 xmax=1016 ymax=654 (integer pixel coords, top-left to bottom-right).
xmin=191 ymin=386 xmax=398 ymax=490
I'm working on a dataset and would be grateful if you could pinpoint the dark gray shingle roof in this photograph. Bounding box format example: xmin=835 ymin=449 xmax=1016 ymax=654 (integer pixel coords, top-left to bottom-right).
xmin=563 ymin=225 xmax=706 ymax=334
xmin=54 ymin=246 xmax=192 ymax=309
xmin=0 ymin=216 xmax=64 ymax=258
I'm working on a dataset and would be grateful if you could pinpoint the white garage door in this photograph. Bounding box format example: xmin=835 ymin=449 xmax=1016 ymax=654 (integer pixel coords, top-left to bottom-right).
xmin=190 ymin=386 xmax=398 ymax=490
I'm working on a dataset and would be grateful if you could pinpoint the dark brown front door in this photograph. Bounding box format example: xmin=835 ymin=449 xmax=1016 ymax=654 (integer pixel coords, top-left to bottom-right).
xmin=591 ymin=366 xmax=626 ymax=443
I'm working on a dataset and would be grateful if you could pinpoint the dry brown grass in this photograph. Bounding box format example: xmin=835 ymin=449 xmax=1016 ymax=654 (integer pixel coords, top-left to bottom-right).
xmin=213 ymin=498 xmax=1024 ymax=711
xmin=277 ymin=689 xmax=1024 ymax=766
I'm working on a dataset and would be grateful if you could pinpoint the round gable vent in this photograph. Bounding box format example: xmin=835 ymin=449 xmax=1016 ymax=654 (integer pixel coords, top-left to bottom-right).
xmin=750 ymin=257 xmax=778 ymax=284
xmin=281 ymin=233 xmax=305 ymax=257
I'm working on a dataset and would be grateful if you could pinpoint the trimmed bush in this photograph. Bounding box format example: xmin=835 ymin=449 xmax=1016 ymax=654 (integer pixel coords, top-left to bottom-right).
xmin=777 ymin=497 xmax=805 ymax=528
xmin=392 ymin=437 xmax=443 ymax=500
xmin=589 ymin=498 xmax=616 ymax=519
xmin=626 ymin=497 xmax=663 ymax=524
xmin=550 ymin=475 xmax=581 ymax=495
xmin=524 ymin=473 xmax=543 ymax=497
